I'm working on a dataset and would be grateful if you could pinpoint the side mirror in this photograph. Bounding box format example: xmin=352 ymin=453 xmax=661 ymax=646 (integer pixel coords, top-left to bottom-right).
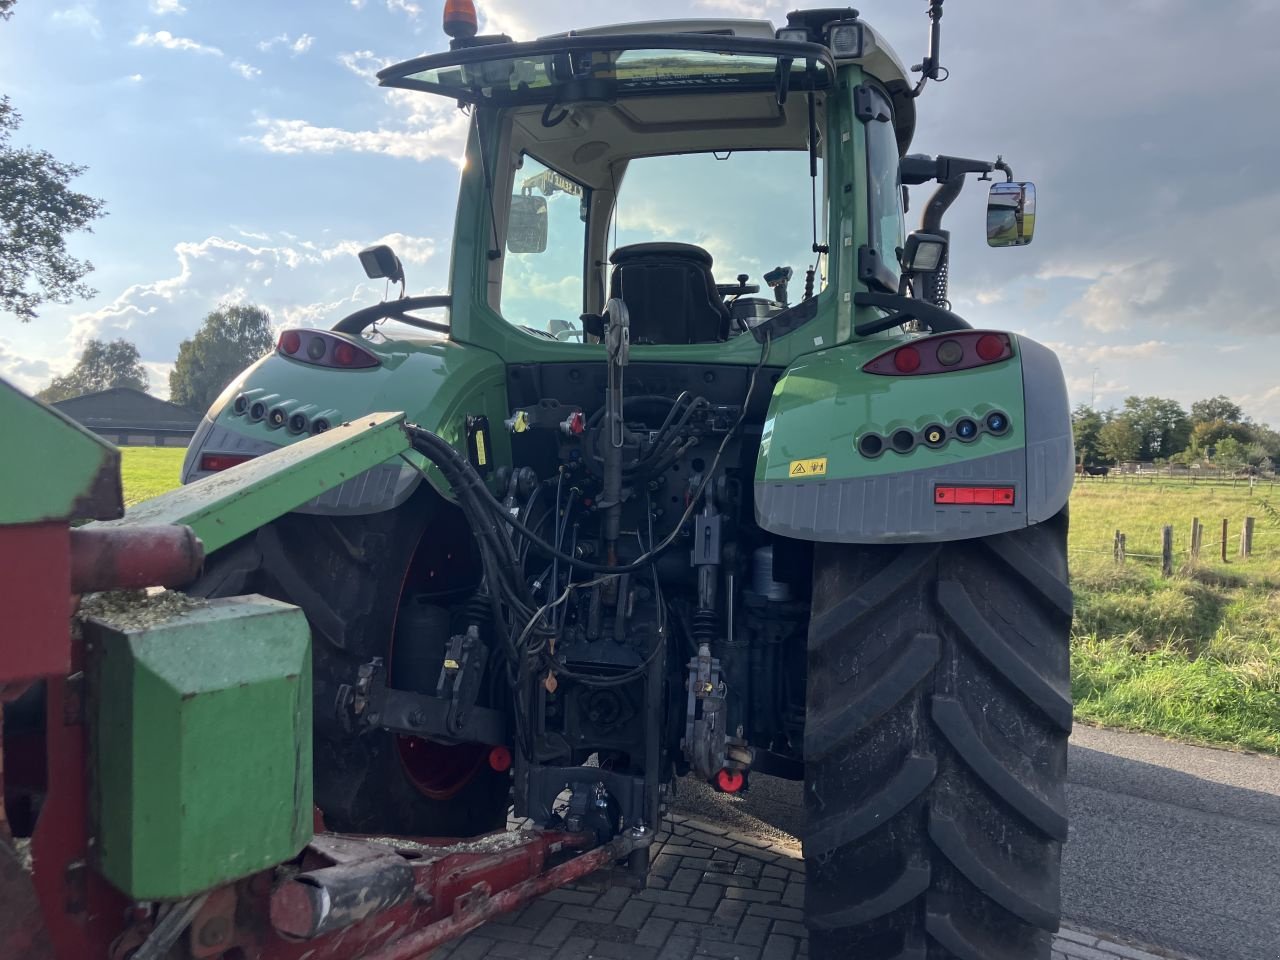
xmin=358 ymin=244 xmax=405 ymax=285
xmin=987 ymin=181 xmax=1036 ymax=247
xmin=507 ymin=195 xmax=549 ymax=254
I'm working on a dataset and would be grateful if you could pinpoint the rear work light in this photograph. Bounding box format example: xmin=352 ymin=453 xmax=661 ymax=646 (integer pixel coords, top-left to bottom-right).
xmin=277 ymin=329 xmax=380 ymax=370
xmin=935 ymin=485 xmax=1016 ymax=506
xmin=864 ymin=331 xmax=1014 ymax=376
xmin=200 ymin=453 xmax=256 ymax=473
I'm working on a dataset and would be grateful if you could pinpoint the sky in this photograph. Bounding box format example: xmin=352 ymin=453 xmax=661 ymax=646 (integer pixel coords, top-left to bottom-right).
xmin=2 ymin=0 xmax=1279 ymax=420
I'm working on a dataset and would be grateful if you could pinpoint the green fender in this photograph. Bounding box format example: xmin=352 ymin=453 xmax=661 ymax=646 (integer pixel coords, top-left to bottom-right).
xmin=181 ymin=334 xmax=509 ymax=515
xmin=754 ymin=333 xmax=1074 ymax=543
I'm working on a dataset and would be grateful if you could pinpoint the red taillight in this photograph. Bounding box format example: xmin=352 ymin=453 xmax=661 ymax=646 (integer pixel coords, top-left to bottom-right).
xmin=864 ymin=331 xmax=1014 ymax=376
xmin=333 ymin=341 xmax=357 ymax=366
xmin=200 ymin=453 xmax=256 ymax=472
xmin=935 ymin=485 xmax=1016 ymax=506
xmin=277 ymin=329 xmax=380 ymax=370
xmin=893 ymin=345 xmax=922 ymax=373
xmin=976 ymin=334 xmax=1006 ymax=362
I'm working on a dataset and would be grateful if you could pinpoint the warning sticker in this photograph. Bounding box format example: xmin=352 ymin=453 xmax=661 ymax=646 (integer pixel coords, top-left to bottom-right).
xmin=789 ymin=457 xmax=828 ymax=478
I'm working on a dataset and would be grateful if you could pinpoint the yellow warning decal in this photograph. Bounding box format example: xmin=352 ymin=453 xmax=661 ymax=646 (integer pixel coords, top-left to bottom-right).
xmin=789 ymin=457 xmax=828 ymax=478
xmin=474 ymin=430 xmax=488 ymax=466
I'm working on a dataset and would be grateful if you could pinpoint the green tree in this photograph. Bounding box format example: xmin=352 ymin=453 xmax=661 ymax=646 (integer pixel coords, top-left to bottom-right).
xmin=1190 ymin=395 xmax=1244 ymax=425
xmin=1121 ymin=396 xmax=1190 ymax=460
xmin=1071 ymin=404 xmax=1107 ymax=466
xmin=169 ymin=303 xmax=274 ymax=412
xmin=1213 ymin=436 xmax=1248 ymax=470
xmin=1 ymin=4 xmax=107 ymax=321
xmin=1097 ymin=416 xmax=1141 ymax=464
xmin=1189 ymin=418 xmax=1254 ymax=457
xmin=37 ymin=337 xmax=148 ymax=401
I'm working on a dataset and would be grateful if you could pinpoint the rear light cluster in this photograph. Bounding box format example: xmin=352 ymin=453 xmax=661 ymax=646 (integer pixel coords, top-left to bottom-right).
xmin=863 ymin=331 xmax=1013 ymax=377
xmin=230 ymin=388 xmax=340 ymax=436
xmin=858 ymin=410 xmax=1011 ymax=458
xmin=277 ymin=329 xmax=380 ymax=370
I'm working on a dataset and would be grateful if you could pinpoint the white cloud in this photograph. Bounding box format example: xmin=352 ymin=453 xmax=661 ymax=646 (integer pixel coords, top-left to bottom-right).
xmin=127 ymin=73 xmax=145 ymax=83
xmin=0 ymin=341 xmax=57 ymax=396
xmin=250 ymin=117 xmax=469 ymax=163
xmin=67 ymin=232 xmax=440 ymax=361
xmin=1044 ymin=340 xmax=1169 ymax=366
xmin=229 ymin=60 xmax=262 ymax=80
xmin=51 ymin=6 xmax=101 ymax=37
xmin=386 ymin=0 xmax=422 ymax=18
xmin=258 ymin=32 xmax=314 ymax=55
xmin=694 ymin=0 xmax=777 ymax=17
xmin=150 ymin=0 xmax=186 ymax=14
xmin=131 ymin=30 xmax=222 ymax=56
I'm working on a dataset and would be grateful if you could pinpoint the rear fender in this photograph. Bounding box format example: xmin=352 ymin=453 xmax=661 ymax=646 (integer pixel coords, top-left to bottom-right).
xmin=754 ymin=333 xmax=1073 ymax=543
xmin=181 ymin=338 xmax=508 ymax=516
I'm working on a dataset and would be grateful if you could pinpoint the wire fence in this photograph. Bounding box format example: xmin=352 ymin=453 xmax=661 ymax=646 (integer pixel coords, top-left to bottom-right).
xmin=1078 ymin=471 xmax=1279 ymax=492
xmin=1069 ymin=516 xmax=1258 ymax=576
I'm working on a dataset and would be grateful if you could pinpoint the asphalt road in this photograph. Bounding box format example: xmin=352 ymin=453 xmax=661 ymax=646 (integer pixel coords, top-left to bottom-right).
xmin=672 ymin=725 xmax=1280 ymax=960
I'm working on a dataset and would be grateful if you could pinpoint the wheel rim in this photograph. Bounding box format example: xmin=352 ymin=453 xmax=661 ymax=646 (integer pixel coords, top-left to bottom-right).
xmin=395 ymin=737 xmax=488 ymax=800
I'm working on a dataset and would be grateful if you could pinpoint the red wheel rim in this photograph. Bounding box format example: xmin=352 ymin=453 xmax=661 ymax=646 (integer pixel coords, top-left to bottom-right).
xmin=389 ymin=521 xmax=493 ymax=802
xmin=395 ymin=737 xmax=488 ymax=800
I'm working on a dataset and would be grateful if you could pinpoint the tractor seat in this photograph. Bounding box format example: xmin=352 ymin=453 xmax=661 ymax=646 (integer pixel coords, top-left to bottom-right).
xmin=608 ymin=243 xmax=731 ymax=344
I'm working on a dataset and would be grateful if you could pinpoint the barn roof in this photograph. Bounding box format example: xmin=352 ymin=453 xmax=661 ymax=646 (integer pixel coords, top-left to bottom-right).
xmin=52 ymin=387 xmax=201 ymax=432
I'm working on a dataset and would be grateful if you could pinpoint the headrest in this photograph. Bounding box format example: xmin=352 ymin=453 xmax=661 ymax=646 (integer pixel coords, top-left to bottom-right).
xmin=609 ymin=242 xmax=713 ymax=267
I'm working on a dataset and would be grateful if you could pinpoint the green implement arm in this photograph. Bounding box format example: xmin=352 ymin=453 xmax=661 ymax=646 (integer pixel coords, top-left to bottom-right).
xmin=101 ymin=412 xmax=413 ymax=554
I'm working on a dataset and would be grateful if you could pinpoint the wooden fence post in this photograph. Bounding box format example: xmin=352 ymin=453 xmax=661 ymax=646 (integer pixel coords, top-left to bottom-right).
xmin=1190 ymin=518 xmax=1201 ymax=563
xmin=1119 ymin=533 xmax=1126 ymax=564
xmin=1162 ymin=525 xmax=1174 ymax=577
xmin=1113 ymin=530 xmax=1122 ymax=565
xmin=1242 ymin=516 xmax=1255 ymax=558
xmin=1221 ymin=518 xmax=1229 ymax=563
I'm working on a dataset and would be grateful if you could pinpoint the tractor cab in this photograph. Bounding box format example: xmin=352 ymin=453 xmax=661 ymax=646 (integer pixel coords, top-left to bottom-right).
xmin=371 ymin=15 xmax=916 ymax=358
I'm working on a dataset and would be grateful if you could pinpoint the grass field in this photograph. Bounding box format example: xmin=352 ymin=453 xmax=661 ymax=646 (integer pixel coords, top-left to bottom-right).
xmin=119 ymin=447 xmax=185 ymax=506
xmin=118 ymin=453 xmax=1280 ymax=753
xmin=1069 ymin=479 xmax=1280 ymax=753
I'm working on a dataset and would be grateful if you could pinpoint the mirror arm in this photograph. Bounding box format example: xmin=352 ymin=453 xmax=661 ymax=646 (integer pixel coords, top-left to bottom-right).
xmin=853 ymin=291 xmax=970 ymax=336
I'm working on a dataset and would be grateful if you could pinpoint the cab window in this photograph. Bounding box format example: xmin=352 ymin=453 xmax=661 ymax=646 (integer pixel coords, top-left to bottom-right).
xmin=499 ymin=153 xmax=589 ymax=338
xmin=864 ymin=86 xmax=905 ymax=290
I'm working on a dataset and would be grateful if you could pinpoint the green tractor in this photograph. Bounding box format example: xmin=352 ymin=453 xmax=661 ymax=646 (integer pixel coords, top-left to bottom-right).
xmin=183 ymin=4 xmax=1073 ymax=957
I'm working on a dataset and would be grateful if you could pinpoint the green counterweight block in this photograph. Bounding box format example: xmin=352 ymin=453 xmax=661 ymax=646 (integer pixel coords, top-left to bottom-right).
xmin=86 ymin=594 xmax=313 ymax=900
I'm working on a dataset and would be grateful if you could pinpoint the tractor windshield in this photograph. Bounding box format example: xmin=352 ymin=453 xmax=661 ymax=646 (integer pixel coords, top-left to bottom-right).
xmin=379 ymin=35 xmax=835 ymax=107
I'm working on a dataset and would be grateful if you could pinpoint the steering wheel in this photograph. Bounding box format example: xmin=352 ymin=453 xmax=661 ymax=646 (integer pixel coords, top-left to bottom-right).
xmin=331 ymin=295 xmax=452 ymax=335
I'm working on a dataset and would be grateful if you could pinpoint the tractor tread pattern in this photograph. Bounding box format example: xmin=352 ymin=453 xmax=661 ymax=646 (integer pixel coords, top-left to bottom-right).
xmin=808 ymin=545 xmax=940 ymax=645
xmin=804 ymin=511 xmax=1070 ymax=960
xmin=809 ymin=862 xmax=932 ymax=929
xmin=931 ymin=696 xmax=1068 ymax=842
xmin=936 ymin=579 xmax=1073 ymax=732
xmin=804 ymin=634 xmax=940 ymax=760
xmin=983 ymin=535 xmax=1074 ymax=621
xmin=925 ymin=894 xmax=1052 ymax=960
xmin=928 ymin=810 xmax=1060 ymax=929
xmin=807 ymin=754 xmax=937 ymax=856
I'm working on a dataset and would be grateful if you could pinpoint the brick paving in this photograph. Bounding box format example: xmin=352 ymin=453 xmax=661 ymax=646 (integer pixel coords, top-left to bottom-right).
xmin=432 ymin=815 xmax=1193 ymax=960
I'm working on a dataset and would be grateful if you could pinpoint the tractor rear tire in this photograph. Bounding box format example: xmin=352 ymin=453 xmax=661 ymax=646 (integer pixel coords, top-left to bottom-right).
xmin=803 ymin=510 xmax=1072 ymax=960
xmin=190 ymin=488 xmax=511 ymax=837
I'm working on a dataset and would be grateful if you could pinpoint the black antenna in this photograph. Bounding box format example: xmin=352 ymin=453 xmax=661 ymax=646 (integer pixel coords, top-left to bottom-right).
xmin=911 ymin=0 xmax=947 ymax=97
